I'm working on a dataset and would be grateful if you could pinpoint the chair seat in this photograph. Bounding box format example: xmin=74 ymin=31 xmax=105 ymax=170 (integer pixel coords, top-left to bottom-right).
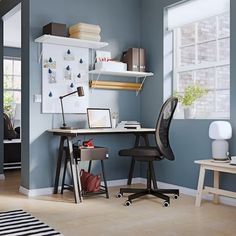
xmin=119 ymin=146 xmax=162 ymax=159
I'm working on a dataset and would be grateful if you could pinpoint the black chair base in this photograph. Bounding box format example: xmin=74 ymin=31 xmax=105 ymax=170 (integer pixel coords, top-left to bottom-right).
xmin=117 ymin=161 xmax=179 ymax=206
xmin=119 ymin=187 xmax=179 ymax=206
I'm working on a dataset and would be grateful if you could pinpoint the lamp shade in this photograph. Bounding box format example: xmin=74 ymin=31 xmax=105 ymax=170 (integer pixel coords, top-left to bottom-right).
xmin=209 ymin=121 xmax=232 ymax=140
xmin=77 ymin=86 xmax=84 ymax=97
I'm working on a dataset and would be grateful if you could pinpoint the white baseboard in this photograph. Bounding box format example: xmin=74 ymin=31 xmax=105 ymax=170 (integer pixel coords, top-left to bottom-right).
xmin=19 ymin=186 xmax=55 ymax=197
xmin=102 ymin=177 xmax=143 ymax=187
xmin=19 ymin=178 xmax=142 ymax=197
xmin=0 ymin=174 xmax=5 ymax=180
xmin=19 ymin=178 xmax=236 ymax=207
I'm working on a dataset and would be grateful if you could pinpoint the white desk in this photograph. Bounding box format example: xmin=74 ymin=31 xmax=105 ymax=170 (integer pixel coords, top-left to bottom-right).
xmin=195 ymin=159 xmax=236 ymax=207
xmin=48 ymin=128 xmax=155 ymax=135
xmin=48 ymin=128 xmax=156 ymax=204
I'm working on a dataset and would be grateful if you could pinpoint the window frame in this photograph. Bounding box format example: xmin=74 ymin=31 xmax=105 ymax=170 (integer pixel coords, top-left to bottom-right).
xmin=3 ymin=56 xmax=21 ymax=114
xmin=172 ymin=12 xmax=230 ymax=119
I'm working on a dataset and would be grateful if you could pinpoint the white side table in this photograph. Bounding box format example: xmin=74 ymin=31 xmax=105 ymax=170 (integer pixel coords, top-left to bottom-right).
xmin=195 ymin=159 xmax=236 ymax=207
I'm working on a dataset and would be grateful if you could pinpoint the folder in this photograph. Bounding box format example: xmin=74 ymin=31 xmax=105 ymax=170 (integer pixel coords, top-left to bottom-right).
xmin=139 ymin=48 xmax=146 ymax=72
xmin=122 ymin=48 xmax=146 ymax=72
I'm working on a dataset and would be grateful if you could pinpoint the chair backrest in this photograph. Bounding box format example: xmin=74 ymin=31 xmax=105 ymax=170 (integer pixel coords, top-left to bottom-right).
xmin=155 ymin=97 xmax=178 ymax=161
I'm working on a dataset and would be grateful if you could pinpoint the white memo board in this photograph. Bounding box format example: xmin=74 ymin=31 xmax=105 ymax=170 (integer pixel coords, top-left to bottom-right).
xmin=42 ymin=43 xmax=89 ymax=113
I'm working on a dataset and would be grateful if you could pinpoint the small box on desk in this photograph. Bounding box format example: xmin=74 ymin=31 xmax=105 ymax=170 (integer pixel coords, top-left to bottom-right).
xmin=73 ymin=146 xmax=109 ymax=161
xmin=43 ymin=22 xmax=67 ymax=37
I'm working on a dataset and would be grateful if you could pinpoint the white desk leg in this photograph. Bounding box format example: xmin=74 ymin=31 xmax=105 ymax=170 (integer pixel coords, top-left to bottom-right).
xmin=76 ymin=161 xmax=83 ymax=202
xmin=67 ymin=137 xmax=80 ymax=204
xmin=213 ymin=171 xmax=220 ymax=204
xmin=195 ymin=165 xmax=206 ymax=207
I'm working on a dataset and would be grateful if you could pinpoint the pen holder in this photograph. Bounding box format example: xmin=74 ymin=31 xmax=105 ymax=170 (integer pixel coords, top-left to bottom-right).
xmin=112 ymin=118 xmax=117 ymax=128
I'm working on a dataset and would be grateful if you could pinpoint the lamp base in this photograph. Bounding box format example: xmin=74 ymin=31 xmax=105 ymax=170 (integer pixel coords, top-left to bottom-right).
xmin=60 ymin=126 xmax=78 ymax=130
xmin=60 ymin=126 xmax=73 ymax=130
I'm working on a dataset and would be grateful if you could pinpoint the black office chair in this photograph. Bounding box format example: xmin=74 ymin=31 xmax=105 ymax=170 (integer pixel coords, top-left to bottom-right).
xmin=116 ymin=97 xmax=179 ymax=207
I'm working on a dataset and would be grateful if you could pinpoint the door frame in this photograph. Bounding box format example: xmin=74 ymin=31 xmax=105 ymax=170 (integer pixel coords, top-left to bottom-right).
xmin=0 ymin=0 xmax=30 ymax=188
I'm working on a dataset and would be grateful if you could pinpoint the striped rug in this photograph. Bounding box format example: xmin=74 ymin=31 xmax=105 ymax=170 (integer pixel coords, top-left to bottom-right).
xmin=0 ymin=210 xmax=63 ymax=236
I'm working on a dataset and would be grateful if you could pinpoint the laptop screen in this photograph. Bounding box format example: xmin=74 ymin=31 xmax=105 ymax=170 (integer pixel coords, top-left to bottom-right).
xmin=87 ymin=108 xmax=112 ymax=128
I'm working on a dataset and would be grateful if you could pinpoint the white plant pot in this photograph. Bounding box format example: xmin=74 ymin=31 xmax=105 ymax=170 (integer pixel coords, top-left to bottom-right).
xmin=184 ymin=106 xmax=195 ymax=119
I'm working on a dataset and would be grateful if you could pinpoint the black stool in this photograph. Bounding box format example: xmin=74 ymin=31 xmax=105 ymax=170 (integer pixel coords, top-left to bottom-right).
xmin=61 ymin=146 xmax=109 ymax=199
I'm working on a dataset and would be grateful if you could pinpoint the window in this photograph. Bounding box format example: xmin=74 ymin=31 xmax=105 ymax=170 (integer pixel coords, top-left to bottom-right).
xmin=3 ymin=58 xmax=21 ymax=119
xmin=166 ymin=0 xmax=230 ymax=119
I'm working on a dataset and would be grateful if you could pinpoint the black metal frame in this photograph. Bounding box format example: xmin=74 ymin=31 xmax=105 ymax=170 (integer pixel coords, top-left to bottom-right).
xmin=61 ymin=148 xmax=109 ymax=199
xmin=120 ymin=160 xmax=179 ymax=205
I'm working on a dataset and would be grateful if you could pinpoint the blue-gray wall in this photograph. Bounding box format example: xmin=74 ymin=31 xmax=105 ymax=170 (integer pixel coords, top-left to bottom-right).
xmin=27 ymin=0 xmax=142 ymax=189
xmin=140 ymin=0 xmax=236 ymax=191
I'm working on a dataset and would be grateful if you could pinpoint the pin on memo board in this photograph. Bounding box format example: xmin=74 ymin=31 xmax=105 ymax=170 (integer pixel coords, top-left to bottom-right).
xmin=42 ymin=43 xmax=89 ymax=113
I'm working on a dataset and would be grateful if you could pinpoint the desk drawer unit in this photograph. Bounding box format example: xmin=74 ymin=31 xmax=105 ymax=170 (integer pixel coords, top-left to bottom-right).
xmin=73 ymin=146 xmax=109 ymax=161
xmin=61 ymin=146 xmax=109 ymax=199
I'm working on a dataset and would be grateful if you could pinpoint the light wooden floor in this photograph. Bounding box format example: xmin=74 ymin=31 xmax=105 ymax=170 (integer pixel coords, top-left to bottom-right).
xmin=0 ymin=170 xmax=236 ymax=236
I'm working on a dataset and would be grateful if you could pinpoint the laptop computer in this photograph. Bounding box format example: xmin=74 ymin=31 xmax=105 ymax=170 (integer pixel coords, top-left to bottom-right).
xmin=87 ymin=108 xmax=112 ymax=129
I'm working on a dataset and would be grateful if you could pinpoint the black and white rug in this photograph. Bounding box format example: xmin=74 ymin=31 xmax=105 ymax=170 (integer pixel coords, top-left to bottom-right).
xmin=0 ymin=210 xmax=63 ymax=236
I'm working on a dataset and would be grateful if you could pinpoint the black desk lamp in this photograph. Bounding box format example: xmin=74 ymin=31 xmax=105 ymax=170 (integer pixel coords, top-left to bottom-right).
xmin=59 ymin=86 xmax=84 ymax=129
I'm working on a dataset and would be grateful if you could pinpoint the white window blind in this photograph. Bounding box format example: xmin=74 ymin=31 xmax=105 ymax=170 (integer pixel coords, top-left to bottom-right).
xmin=167 ymin=0 xmax=230 ymax=30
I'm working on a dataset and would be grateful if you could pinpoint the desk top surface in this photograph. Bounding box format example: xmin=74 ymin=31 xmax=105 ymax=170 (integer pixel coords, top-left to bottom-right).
xmin=48 ymin=128 xmax=156 ymax=135
xmin=195 ymin=159 xmax=236 ymax=170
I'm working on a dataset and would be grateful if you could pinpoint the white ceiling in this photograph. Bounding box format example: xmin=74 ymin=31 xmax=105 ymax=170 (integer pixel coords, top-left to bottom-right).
xmin=3 ymin=5 xmax=21 ymax=48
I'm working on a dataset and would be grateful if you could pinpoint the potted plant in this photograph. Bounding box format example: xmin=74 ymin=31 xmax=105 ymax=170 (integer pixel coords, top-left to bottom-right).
xmin=174 ymin=85 xmax=208 ymax=119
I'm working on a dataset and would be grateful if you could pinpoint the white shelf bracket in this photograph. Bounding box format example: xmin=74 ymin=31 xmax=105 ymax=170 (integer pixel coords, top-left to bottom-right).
xmin=90 ymin=71 xmax=101 ymax=92
xmin=136 ymin=76 xmax=147 ymax=96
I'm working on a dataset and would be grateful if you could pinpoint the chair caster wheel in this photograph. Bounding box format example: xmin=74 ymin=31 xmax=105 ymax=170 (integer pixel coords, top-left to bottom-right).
xmin=116 ymin=193 xmax=123 ymax=198
xmin=163 ymin=201 xmax=170 ymax=207
xmin=173 ymin=194 xmax=179 ymax=199
xmin=124 ymin=200 xmax=132 ymax=207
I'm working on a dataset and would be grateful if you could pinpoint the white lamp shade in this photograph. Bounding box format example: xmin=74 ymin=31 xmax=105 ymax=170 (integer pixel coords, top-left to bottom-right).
xmin=209 ymin=121 xmax=232 ymax=140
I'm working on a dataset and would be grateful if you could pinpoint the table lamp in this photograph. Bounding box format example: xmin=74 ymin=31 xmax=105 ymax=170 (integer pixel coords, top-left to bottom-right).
xmin=59 ymin=86 xmax=84 ymax=129
xmin=209 ymin=121 xmax=232 ymax=161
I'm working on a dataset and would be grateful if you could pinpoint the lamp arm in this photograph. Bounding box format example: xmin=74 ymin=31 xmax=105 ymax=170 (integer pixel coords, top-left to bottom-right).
xmin=60 ymin=97 xmax=67 ymax=127
xmin=59 ymin=90 xmax=77 ymax=100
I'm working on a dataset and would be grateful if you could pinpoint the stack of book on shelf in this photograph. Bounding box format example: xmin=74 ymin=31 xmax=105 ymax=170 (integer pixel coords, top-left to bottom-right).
xmin=69 ymin=22 xmax=101 ymax=42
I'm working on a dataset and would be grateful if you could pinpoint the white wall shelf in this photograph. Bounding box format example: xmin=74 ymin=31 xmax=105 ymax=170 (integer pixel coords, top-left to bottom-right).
xmin=89 ymin=70 xmax=154 ymax=94
xmin=35 ymin=35 xmax=108 ymax=49
xmin=89 ymin=70 xmax=154 ymax=78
